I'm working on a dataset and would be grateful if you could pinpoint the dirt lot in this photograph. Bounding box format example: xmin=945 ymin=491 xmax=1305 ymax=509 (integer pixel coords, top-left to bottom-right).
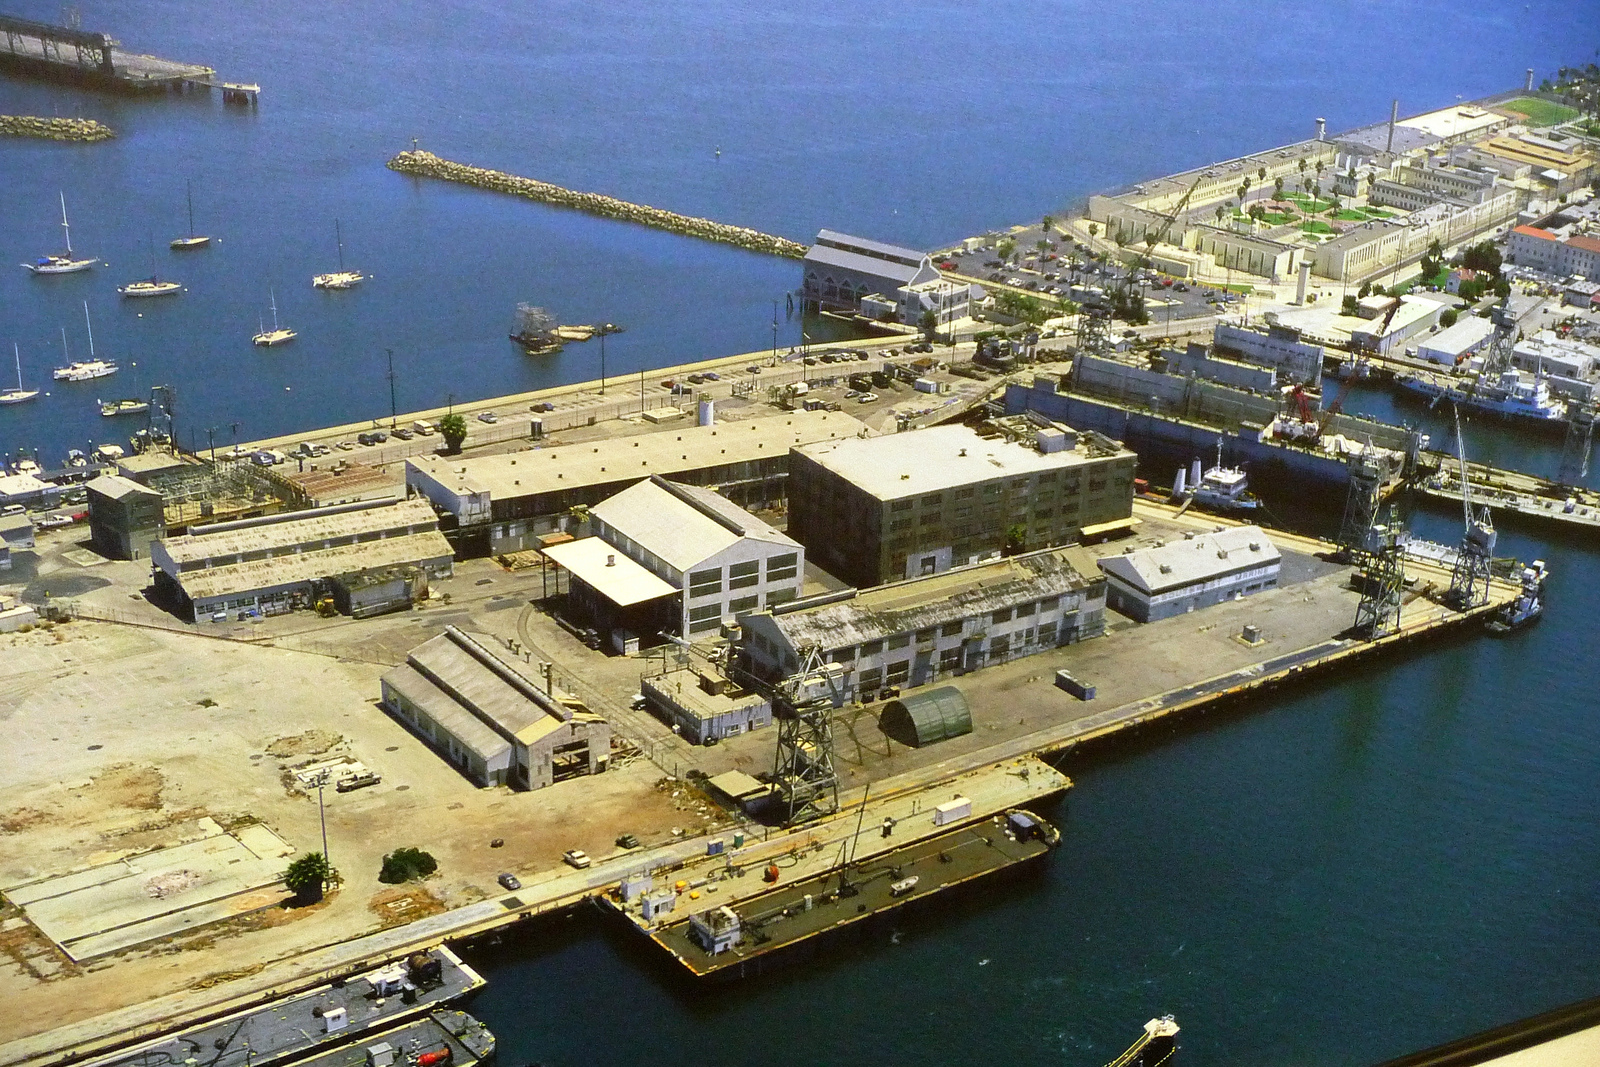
xmin=0 ymin=618 xmax=719 ymax=1045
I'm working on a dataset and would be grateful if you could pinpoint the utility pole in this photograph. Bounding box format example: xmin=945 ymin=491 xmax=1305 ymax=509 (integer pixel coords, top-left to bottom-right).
xmin=772 ymin=300 xmax=779 ymax=358
xmin=597 ymin=325 xmax=617 ymax=395
xmin=316 ymin=770 xmax=330 ymax=865
xmin=204 ymin=426 xmax=217 ymax=462
xmin=385 ymin=348 xmax=398 ymax=429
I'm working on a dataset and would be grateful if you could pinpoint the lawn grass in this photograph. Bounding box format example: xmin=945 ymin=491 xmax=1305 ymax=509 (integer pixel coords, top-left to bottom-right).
xmin=1259 ymin=212 xmax=1297 ymax=225
xmin=1301 ymin=220 xmax=1334 ymax=234
xmin=1330 ymin=209 xmax=1366 ymax=221
xmin=1366 ymin=208 xmax=1395 ymax=218
xmin=1501 ymin=97 xmax=1580 ymax=126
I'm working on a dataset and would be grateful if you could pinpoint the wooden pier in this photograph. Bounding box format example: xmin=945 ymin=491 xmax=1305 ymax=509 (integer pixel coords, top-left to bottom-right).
xmin=0 ymin=14 xmax=255 ymax=100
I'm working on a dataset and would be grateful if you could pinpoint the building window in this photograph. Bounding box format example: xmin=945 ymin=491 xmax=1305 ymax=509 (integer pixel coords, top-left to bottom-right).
xmin=1038 ymin=621 xmax=1058 ymax=645
xmin=939 ymin=648 xmax=962 ymax=671
xmin=891 ymin=499 xmax=913 ymax=512
xmin=1016 ymin=601 xmax=1036 ymax=617
xmin=861 ymin=639 xmax=883 ymax=655
xmin=729 ymin=560 xmax=759 ymax=590
xmin=689 ymin=604 xmax=723 ymax=623
xmin=767 ymin=553 xmax=798 ymax=581
xmin=1040 ymin=595 xmax=1060 ymax=612
xmin=689 ymin=567 xmax=721 ymax=597
xmin=919 ymin=512 xmax=941 ymax=525
xmin=956 ymin=487 xmax=975 ymax=499
xmin=766 ymin=587 xmax=797 ymax=607
xmin=890 ymin=518 xmax=912 ymax=532
xmin=941 ymin=621 xmax=963 ymax=637
xmin=989 ymin=635 xmax=1010 ymax=657
xmin=886 ymin=633 xmax=910 ymax=650
xmin=858 ymin=667 xmax=883 ymax=689
xmin=921 ymin=493 xmax=943 ymax=506
xmin=830 ymin=647 xmax=856 ymax=664
xmin=885 ymin=660 xmax=910 ymax=684
xmin=728 ymin=595 xmax=759 ymax=613
xmin=915 ymin=627 xmax=936 ymax=642
xmin=991 ymin=608 xmax=1013 ymax=624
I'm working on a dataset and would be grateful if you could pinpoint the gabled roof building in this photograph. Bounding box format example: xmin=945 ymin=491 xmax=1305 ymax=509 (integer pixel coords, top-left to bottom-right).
xmin=1098 ymin=525 xmax=1280 ymax=623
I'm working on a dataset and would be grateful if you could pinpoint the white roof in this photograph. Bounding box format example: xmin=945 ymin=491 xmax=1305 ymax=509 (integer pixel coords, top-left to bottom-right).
xmin=794 ymin=423 xmax=1119 ymax=502
xmin=0 ymin=474 xmax=53 ymax=496
xmin=161 ymin=499 xmax=438 ymax=566
xmin=1098 ymin=525 xmax=1280 ymax=596
xmin=543 ymin=537 xmax=679 ymax=607
xmin=591 ymin=478 xmax=798 ymax=574
xmin=1418 ymin=315 xmax=1496 ymax=357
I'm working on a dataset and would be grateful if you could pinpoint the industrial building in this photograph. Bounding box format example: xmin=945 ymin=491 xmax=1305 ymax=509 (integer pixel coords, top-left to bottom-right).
xmin=640 ymin=666 xmax=772 ymax=745
xmin=1507 ymin=225 xmax=1600 ymax=279
xmin=271 ymin=462 xmax=404 ymax=509
xmin=405 ymin=410 xmax=867 ymax=556
xmin=0 ymin=473 xmax=61 ymax=511
xmin=150 ymin=498 xmax=453 ymax=623
xmin=737 ymin=544 xmax=1106 ymax=703
xmin=86 ymin=475 xmax=166 ymax=560
xmin=380 ymin=626 xmax=610 ymax=790
xmin=801 ymin=229 xmax=983 ymax=325
xmin=1415 ymin=315 xmax=1497 ymax=365
xmin=880 ymin=687 xmax=973 ymax=748
xmin=1098 ymin=525 xmax=1281 ymax=623
xmin=1212 ymin=323 xmax=1325 ymax=386
xmin=0 ymin=512 xmax=34 ymax=570
xmin=587 ymin=476 xmax=804 ymax=637
xmin=787 ymin=421 xmax=1136 ymax=587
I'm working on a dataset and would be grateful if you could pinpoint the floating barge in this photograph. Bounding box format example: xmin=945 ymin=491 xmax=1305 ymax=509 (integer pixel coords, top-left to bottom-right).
xmin=82 ymin=947 xmax=484 ymax=1067
xmin=276 ymin=1011 xmax=495 ymax=1067
xmin=1413 ymin=455 xmax=1600 ymax=536
xmin=630 ymin=810 xmax=1059 ymax=980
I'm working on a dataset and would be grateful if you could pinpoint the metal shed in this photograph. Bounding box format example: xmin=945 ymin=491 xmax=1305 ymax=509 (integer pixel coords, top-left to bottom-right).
xmin=880 ymin=687 xmax=973 ymax=748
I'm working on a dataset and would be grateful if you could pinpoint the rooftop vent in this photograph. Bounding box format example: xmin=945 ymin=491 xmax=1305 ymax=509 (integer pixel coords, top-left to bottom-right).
xmin=1159 ymin=563 xmax=1172 ymax=573
xmin=607 ymin=554 xmax=616 ymax=567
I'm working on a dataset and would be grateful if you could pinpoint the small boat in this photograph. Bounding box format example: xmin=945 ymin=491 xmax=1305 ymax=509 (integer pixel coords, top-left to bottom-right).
xmin=0 ymin=344 xmax=40 ymax=405
xmin=99 ymin=398 xmax=150 ymax=417
xmin=1486 ymin=560 xmax=1547 ymax=634
xmin=22 ymin=193 xmax=98 ymax=275
xmin=119 ymin=276 xmax=183 ymax=298
xmin=1397 ymin=367 xmax=1565 ymax=427
xmin=93 ymin=443 xmax=125 ymax=462
xmin=1185 ymin=442 xmax=1260 ymax=512
xmin=312 ymin=219 xmax=365 ymax=289
xmin=253 ymin=289 xmax=297 ymax=347
xmin=170 ymin=180 xmax=211 ymax=249
xmin=12 ymin=454 xmax=42 ymax=476
xmin=64 ymin=449 xmax=89 ymax=468
xmin=53 ymin=306 xmax=119 ymax=381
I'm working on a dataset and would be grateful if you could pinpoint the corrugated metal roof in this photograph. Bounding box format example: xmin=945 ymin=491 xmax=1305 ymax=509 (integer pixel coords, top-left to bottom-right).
xmin=543 ymin=536 xmax=679 ymax=606
xmin=1097 ymin=525 xmax=1280 ymax=595
xmin=87 ymin=474 xmax=162 ymax=501
xmin=803 ymin=243 xmax=922 ymax=285
xmin=768 ymin=546 xmax=1100 ymax=649
xmin=591 ymin=478 xmax=797 ymax=574
xmin=161 ymin=498 xmax=439 ymax=566
xmin=881 ymin=687 xmax=972 ymax=747
xmin=179 ymin=531 xmax=452 ymax=600
xmin=383 ymin=663 xmax=512 ymax=765
xmin=815 ymin=229 xmax=925 ymax=265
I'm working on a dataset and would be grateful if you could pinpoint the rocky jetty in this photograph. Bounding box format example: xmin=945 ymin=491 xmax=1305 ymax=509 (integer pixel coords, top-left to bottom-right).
xmin=0 ymin=115 xmax=114 ymax=142
xmin=388 ymin=150 xmax=806 ymax=259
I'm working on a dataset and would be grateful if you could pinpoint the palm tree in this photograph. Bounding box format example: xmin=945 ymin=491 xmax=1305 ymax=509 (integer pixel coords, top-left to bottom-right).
xmin=439 ymin=412 xmax=468 ymax=454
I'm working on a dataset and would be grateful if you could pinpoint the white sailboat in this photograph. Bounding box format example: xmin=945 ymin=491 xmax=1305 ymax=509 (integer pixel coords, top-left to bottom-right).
xmin=53 ymin=303 xmax=120 ymax=381
xmin=253 ymin=289 xmax=297 ymax=347
xmin=22 ymin=193 xmax=99 ymax=275
xmin=0 ymin=344 xmax=40 ymax=405
xmin=119 ymin=237 xmax=183 ymax=298
xmin=170 ymin=180 xmax=211 ymax=249
xmin=312 ymin=218 xmax=365 ymax=289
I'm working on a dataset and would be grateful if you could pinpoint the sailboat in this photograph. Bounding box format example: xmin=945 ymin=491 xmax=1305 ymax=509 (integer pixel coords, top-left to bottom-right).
xmin=312 ymin=219 xmax=365 ymax=289
xmin=170 ymin=180 xmax=211 ymax=249
xmin=53 ymin=303 xmax=119 ymax=381
xmin=253 ymin=289 xmax=297 ymax=346
xmin=0 ymin=344 xmax=40 ymax=405
xmin=22 ymin=193 xmax=99 ymax=275
xmin=118 ymin=236 xmax=183 ymax=298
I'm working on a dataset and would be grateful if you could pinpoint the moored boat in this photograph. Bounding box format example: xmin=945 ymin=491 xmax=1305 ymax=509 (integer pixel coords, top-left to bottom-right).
xmin=312 ymin=218 xmax=365 ymax=289
xmin=253 ymin=289 xmax=297 ymax=347
xmin=118 ymin=276 xmax=183 ymax=298
xmin=21 ymin=193 xmax=98 ymax=275
xmin=1180 ymin=442 xmax=1260 ymax=513
xmin=1397 ymin=367 xmax=1565 ymax=426
xmin=1 ymin=344 xmax=40 ymax=405
xmin=99 ymin=398 xmax=150 ymax=417
xmin=170 ymin=180 xmax=211 ymax=249
xmin=1487 ymin=560 xmax=1547 ymax=634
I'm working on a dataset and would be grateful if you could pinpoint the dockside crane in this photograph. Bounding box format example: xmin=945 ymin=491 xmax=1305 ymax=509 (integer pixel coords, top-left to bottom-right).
xmin=1445 ymin=403 xmax=1496 ymax=610
xmin=1110 ymin=174 xmax=1204 ymax=323
xmin=769 ymin=644 xmax=842 ymax=826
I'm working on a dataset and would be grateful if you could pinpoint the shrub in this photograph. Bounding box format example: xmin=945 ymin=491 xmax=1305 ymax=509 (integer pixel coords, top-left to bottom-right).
xmin=284 ymin=852 xmax=335 ymax=903
xmin=379 ymin=847 xmax=438 ymax=884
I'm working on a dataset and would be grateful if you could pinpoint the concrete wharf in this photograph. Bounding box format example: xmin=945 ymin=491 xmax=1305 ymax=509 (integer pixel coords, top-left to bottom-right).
xmin=0 ymin=14 xmax=255 ymax=100
xmin=277 ymin=1012 xmax=495 ymax=1067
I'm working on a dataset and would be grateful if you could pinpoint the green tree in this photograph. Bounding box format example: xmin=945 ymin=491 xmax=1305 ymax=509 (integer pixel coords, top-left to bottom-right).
xmin=1427 ymin=238 xmax=1444 ymax=262
xmin=1273 ymin=176 xmax=1284 ymax=199
xmin=1035 ymin=238 xmax=1050 ymax=257
xmin=996 ymin=237 xmax=1016 ymax=261
xmin=1358 ymin=281 xmax=1372 ymax=299
xmin=919 ymin=308 xmax=940 ymax=341
xmin=1041 ymin=215 xmax=1055 ymax=233
xmin=1087 ymin=222 xmax=1099 ymax=239
xmin=1056 ymin=296 xmax=1080 ymax=318
xmin=379 ymin=847 xmax=439 ymax=884
xmin=1492 ymin=276 xmax=1511 ymax=299
xmin=1440 ymin=308 xmax=1459 ymax=328
xmin=1461 ymin=241 xmax=1503 ymax=276
xmin=284 ymin=852 xmax=335 ymax=904
xmin=439 ymin=412 xmax=468 ymax=454
xmin=1215 ymin=205 xmax=1226 ymax=224
xmin=1258 ymin=166 xmax=1268 ymax=181
xmin=1341 ymin=294 xmax=1360 ymax=316
xmin=1004 ymin=523 xmax=1027 ymax=555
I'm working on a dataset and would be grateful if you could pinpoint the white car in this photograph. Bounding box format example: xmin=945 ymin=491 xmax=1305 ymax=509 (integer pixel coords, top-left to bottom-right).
xmin=856 ymin=392 xmax=879 ymax=403
xmin=563 ymin=849 xmax=591 ymax=869
xmin=477 ymin=411 xmax=499 ymax=424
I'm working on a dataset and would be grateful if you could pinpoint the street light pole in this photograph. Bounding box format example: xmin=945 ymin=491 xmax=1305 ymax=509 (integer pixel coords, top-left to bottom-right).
xmin=316 ymin=771 xmax=330 ymax=865
xmin=385 ymin=349 xmax=398 ymax=429
xmin=598 ymin=327 xmax=608 ymax=395
xmin=772 ymin=300 xmax=779 ymax=358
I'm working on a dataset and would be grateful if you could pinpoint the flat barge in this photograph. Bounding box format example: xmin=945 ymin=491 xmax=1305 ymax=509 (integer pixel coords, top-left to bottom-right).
xmin=275 ymin=1010 xmax=495 ymax=1067
xmin=82 ymin=947 xmax=484 ymax=1067
xmin=633 ymin=810 xmax=1059 ymax=980
xmin=1413 ymin=457 xmax=1600 ymax=535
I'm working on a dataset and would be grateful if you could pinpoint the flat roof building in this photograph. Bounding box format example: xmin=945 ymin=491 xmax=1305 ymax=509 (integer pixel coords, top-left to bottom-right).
xmin=151 ymin=498 xmax=452 ymax=623
xmin=406 ymin=410 xmax=867 ymax=557
xmin=86 ymin=475 xmax=165 ymax=560
xmin=640 ymin=666 xmax=773 ymax=745
xmin=1416 ymin=315 xmax=1498 ymax=365
xmin=738 ymin=544 xmax=1106 ymax=703
xmin=788 ymin=421 xmax=1136 ymax=587
xmin=1099 ymin=525 xmax=1281 ymax=623
xmin=381 ymin=626 xmax=610 ymax=790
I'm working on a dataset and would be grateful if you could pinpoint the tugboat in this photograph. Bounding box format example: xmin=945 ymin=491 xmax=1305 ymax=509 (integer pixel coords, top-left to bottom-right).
xmin=1184 ymin=442 xmax=1260 ymax=513
xmin=22 ymin=193 xmax=98 ymax=275
xmin=1486 ymin=560 xmax=1546 ymax=635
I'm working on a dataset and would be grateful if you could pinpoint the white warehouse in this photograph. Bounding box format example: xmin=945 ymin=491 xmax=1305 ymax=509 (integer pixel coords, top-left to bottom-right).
xmin=1099 ymin=525 xmax=1281 ymax=623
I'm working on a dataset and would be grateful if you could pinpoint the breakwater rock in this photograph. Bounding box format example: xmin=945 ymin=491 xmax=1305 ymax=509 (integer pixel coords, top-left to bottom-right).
xmin=0 ymin=115 xmax=115 ymax=142
xmin=387 ymin=150 xmax=806 ymax=260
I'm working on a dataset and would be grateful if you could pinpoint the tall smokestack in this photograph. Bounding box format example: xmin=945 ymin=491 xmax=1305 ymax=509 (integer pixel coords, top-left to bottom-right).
xmin=1386 ymin=100 xmax=1398 ymax=154
xmin=1525 ymin=68 xmax=1535 ymax=92
xmin=1315 ymin=116 xmax=1326 ymax=141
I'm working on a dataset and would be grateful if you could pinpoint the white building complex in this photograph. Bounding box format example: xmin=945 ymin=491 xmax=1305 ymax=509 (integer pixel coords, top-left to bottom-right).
xmin=1099 ymin=526 xmax=1281 ymax=623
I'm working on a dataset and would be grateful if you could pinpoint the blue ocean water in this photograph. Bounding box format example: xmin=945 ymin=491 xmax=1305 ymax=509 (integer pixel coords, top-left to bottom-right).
xmin=5 ymin=3 xmax=1600 ymax=1063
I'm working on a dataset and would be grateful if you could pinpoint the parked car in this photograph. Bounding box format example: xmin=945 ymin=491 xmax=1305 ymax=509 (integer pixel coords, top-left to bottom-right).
xmin=615 ymin=834 xmax=641 ymax=850
xmin=336 ymin=440 xmax=356 ymax=451
xmin=413 ymin=420 xmax=437 ymax=435
xmin=530 ymin=401 xmax=556 ymax=413
xmin=497 ymin=872 xmax=521 ymax=891
xmin=477 ymin=411 xmax=498 ymax=423
xmin=702 ymin=371 xmax=720 ymax=381
xmin=856 ymin=392 xmax=879 ymax=403
xmin=392 ymin=427 xmax=415 ymax=440
xmin=563 ymin=849 xmax=592 ymax=869
xmin=356 ymin=431 xmax=387 ymax=446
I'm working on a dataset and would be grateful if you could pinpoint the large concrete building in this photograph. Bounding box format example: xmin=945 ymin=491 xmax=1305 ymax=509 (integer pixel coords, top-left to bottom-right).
xmin=151 ymin=498 xmax=453 ymax=623
xmin=1099 ymin=525 xmax=1281 ymax=623
xmin=1507 ymin=225 xmax=1600 ymax=279
xmin=405 ymin=411 xmax=866 ymax=556
xmin=381 ymin=626 xmax=610 ymax=790
xmin=86 ymin=475 xmax=166 ymax=560
xmin=787 ymin=421 xmax=1136 ymax=588
xmin=589 ymin=476 xmax=804 ymax=636
xmin=737 ymin=544 xmax=1106 ymax=703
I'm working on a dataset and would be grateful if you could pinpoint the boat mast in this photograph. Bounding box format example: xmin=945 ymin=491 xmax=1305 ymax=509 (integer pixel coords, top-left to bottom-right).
xmin=60 ymin=192 xmax=72 ymax=255
xmin=13 ymin=343 xmax=23 ymax=391
xmin=83 ymin=300 xmax=95 ymax=358
xmin=61 ymin=327 xmax=70 ymax=364
xmin=186 ymin=180 xmax=196 ymax=238
xmin=270 ymin=288 xmax=279 ymax=330
xmin=335 ymin=219 xmax=344 ymax=271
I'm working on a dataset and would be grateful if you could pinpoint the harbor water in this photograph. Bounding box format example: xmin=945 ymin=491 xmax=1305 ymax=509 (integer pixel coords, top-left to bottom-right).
xmin=4 ymin=2 xmax=1599 ymax=1063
